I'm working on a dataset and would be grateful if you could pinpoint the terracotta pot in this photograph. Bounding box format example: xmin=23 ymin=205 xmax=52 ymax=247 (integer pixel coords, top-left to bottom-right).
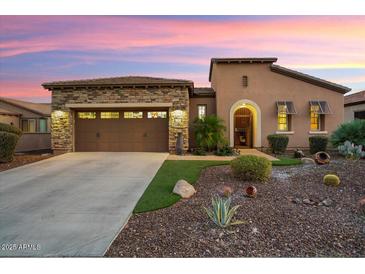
xmin=245 ymin=185 xmax=257 ymax=198
xmin=315 ymin=151 xmax=330 ymax=165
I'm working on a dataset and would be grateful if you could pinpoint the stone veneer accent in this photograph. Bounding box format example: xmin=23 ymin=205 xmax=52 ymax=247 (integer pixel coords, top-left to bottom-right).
xmin=51 ymin=86 xmax=189 ymax=153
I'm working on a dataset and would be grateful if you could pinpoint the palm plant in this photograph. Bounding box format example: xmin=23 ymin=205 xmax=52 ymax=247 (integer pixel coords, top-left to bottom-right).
xmin=204 ymin=195 xmax=243 ymax=228
xmin=193 ymin=115 xmax=226 ymax=152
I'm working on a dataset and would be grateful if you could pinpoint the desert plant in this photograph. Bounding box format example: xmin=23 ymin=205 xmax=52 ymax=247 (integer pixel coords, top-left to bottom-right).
xmin=323 ymin=174 xmax=340 ymax=187
xmin=215 ymin=142 xmax=236 ymax=156
xmin=267 ymin=134 xmax=289 ymax=154
xmin=331 ymin=119 xmax=365 ymax=147
xmin=204 ymin=195 xmax=243 ymax=228
xmin=230 ymin=155 xmax=272 ymax=182
xmin=0 ymin=132 xmax=20 ymax=163
xmin=338 ymin=140 xmax=365 ymax=160
xmin=193 ymin=115 xmax=226 ymax=152
xmin=192 ymin=147 xmax=207 ymax=156
xmin=309 ymin=136 xmax=328 ymax=154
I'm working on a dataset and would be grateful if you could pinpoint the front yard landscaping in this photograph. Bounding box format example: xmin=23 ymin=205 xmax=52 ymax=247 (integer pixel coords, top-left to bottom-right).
xmin=107 ymin=159 xmax=365 ymax=257
xmin=0 ymin=153 xmax=53 ymax=172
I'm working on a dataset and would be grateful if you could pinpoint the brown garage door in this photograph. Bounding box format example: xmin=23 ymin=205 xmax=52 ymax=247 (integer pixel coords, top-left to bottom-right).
xmin=75 ymin=109 xmax=169 ymax=152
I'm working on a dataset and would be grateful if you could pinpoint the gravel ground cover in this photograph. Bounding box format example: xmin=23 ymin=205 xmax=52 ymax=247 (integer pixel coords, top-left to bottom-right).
xmin=0 ymin=154 xmax=53 ymax=172
xmin=106 ymin=159 xmax=365 ymax=257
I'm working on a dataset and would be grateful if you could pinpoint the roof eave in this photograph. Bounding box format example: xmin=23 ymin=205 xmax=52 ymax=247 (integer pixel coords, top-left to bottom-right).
xmin=270 ymin=65 xmax=351 ymax=94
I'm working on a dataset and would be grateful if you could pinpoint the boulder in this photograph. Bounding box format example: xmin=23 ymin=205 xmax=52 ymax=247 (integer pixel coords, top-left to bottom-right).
xmin=294 ymin=149 xmax=305 ymax=158
xmin=301 ymin=157 xmax=315 ymax=165
xmin=173 ymin=179 xmax=196 ymax=198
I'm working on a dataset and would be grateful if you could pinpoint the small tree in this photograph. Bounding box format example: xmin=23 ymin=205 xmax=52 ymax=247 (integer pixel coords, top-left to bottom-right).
xmin=193 ymin=115 xmax=226 ymax=152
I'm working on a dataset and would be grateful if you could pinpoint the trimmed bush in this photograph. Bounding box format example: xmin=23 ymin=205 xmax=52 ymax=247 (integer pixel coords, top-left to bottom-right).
xmin=267 ymin=134 xmax=289 ymax=154
xmin=230 ymin=155 xmax=272 ymax=182
xmin=0 ymin=122 xmax=22 ymax=136
xmin=331 ymin=119 xmax=365 ymax=147
xmin=309 ymin=136 xmax=328 ymax=154
xmin=0 ymin=132 xmax=20 ymax=163
xmin=323 ymin=174 xmax=340 ymax=187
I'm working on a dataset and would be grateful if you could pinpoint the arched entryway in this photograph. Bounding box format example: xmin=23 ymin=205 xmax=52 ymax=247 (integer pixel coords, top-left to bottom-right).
xmin=229 ymin=99 xmax=261 ymax=148
xmin=233 ymin=107 xmax=253 ymax=148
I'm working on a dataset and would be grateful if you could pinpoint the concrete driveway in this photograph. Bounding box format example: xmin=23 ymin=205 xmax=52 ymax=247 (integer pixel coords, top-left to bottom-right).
xmin=0 ymin=152 xmax=167 ymax=257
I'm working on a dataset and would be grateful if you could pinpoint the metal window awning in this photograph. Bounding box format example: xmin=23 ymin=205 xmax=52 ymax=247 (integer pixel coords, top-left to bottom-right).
xmin=309 ymin=100 xmax=332 ymax=114
xmin=276 ymin=101 xmax=297 ymax=114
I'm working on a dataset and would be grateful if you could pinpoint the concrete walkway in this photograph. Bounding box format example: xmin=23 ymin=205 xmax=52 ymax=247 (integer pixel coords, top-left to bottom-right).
xmin=167 ymin=149 xmax=278 ymax=161
xmin=0 ymin=152 xmax=167 ymax=257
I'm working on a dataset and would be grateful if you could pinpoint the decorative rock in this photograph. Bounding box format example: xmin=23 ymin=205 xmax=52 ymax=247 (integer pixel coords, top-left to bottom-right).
xmin=303 ymin=198 xmax=315 ymax=205
xmin=244 ymin=185 xmax=257 ymax=198
xmin=291 ymin=197 xmax=302 ymax=204
xmin=294 ymin=149 xmax=305 ymax=158
xmin=173 ymin=179 xmax=196 ymax=198
xmin=322 ymin=198 xmax=333 ymax=207
xmin=301 ymin=157 xmax=315 ymax=165
xmin=314 ymin=151 xmax=330 ymax=165
xmin=358 ymin=197 xmax=365 ymax=216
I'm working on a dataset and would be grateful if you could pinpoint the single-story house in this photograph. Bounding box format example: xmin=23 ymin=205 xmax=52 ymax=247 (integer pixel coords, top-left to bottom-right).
xmin=344 ymin=90 xmax=365 ymax=121
xmin=0 ymin=97 xmax=51 ymax=152
xmin=42 ymin=57 xmax=351 ymax=153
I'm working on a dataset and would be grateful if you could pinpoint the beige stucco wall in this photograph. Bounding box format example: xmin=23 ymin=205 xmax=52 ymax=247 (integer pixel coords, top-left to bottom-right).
xmin=211 ymin=63 xmax=345 ymax=148
xmin=0 ymin=114 xmax=19 ymax=127
xmin=344 ymin=103 xmax=365 ymax=122
xmin=51 ymin=86 xmax=190 ymax=152
xmin=188 ymin=97 xmax=217 ymax=148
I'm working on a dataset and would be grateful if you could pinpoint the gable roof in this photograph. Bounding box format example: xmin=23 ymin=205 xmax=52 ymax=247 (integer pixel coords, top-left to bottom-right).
xmin=42 ymin=76 xmax=194 ymax=92
xmin=270 ymin=65 xmax=351 ymax=94
xmin=209 ymin=57 xmax=278 ymax=81
xmin=344 ymin=90 xmax=365 ymax=106
xmin=0 ymin=97 xmax=51 ymax=116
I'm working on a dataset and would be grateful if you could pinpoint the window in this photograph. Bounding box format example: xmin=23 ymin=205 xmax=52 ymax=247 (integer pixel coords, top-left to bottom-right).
xmin=198 ymin=105 xmax=207 ymax=119
xmin=242 ymin=76 xmax=248 ymax=87
xmin=310 ymin=105 xmax=321 ymax=130
xmin=124 ymin=111 xmax=143 ymax=119
xmin=78 ymin=112 xmax=96 ymax=119
xmin=101 ymin=112 xmax=119 ymax=119
xmin=39 ymin=118 xmax=47 ymax=133
xmin=309 ymin=101 xmax=331 ymax=131
xmin=21 ymin=119 xmax=36 ymax=133
xmin=276 ymin=101 xmax=296 ymax=131
xmin=147 ymin=111 xmax=167 ymax=119
xmin=354 ymin=111 xmax=365 ymax=120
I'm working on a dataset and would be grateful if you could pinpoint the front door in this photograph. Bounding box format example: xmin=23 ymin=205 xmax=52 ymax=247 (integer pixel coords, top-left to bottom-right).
xmin=234 ymin=107 xmax=253 ymax=148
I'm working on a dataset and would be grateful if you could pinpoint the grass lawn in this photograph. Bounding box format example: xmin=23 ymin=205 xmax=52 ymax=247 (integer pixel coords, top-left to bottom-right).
xmin=134 ymin=156 xmax=302 ymax=213
xmin=272 ymin=156 xmax=302 ymax=166
xmin=134 ymin=160 xmax=229 ymax=213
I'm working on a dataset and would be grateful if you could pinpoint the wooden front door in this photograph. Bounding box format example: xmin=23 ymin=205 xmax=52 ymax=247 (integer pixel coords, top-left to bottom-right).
xmin=234 ymin=107 xmax=253 ymax=148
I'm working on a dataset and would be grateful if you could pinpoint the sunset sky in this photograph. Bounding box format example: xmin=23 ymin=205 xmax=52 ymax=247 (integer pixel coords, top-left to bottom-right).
xmin=0 ymin=16 xmax=364 ymax=102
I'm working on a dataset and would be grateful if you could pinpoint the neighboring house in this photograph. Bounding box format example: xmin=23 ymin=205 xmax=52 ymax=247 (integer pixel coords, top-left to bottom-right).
xmin=42 ymin=57 xmax=350 ymax=153
xmin=0 ymin=97 xmax=51 ymax=152
xmin=344 ymin=90 xmax=365 ymax=121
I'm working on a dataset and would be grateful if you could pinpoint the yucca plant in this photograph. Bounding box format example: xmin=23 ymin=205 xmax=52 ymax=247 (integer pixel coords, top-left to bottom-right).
xmin=204 ymin=195 xmax=243 ymax=228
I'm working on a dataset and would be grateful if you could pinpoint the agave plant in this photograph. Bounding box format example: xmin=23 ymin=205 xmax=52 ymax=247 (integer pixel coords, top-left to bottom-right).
xmin=204 ymin=195 xmax=243 ymax=228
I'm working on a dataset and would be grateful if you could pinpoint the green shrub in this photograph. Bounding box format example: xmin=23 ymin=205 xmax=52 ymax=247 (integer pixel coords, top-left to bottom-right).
xmin=0 ymin=132 xmax=20 ymax=163
xmin=230 ymin=155 xmax=272 ymax=182
xmin=193 ymin=115 xmax=226 ymax=152
xmin=267 ymin=134 xmax=289 ymax=154
xmin=192 ymin=147 xmax=207 ymax=156
xmin=323 ymin=174 xmax=340 ymax=187
xmin=0 ymin=122 xmax=22 ymax=136
xmin=215 ymin=143 xmax=236 ymax=156
xmin=309 ymin=136 xmax=328 ymax=154
xmin=331 ymin=119 xmax=365 ymax=147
